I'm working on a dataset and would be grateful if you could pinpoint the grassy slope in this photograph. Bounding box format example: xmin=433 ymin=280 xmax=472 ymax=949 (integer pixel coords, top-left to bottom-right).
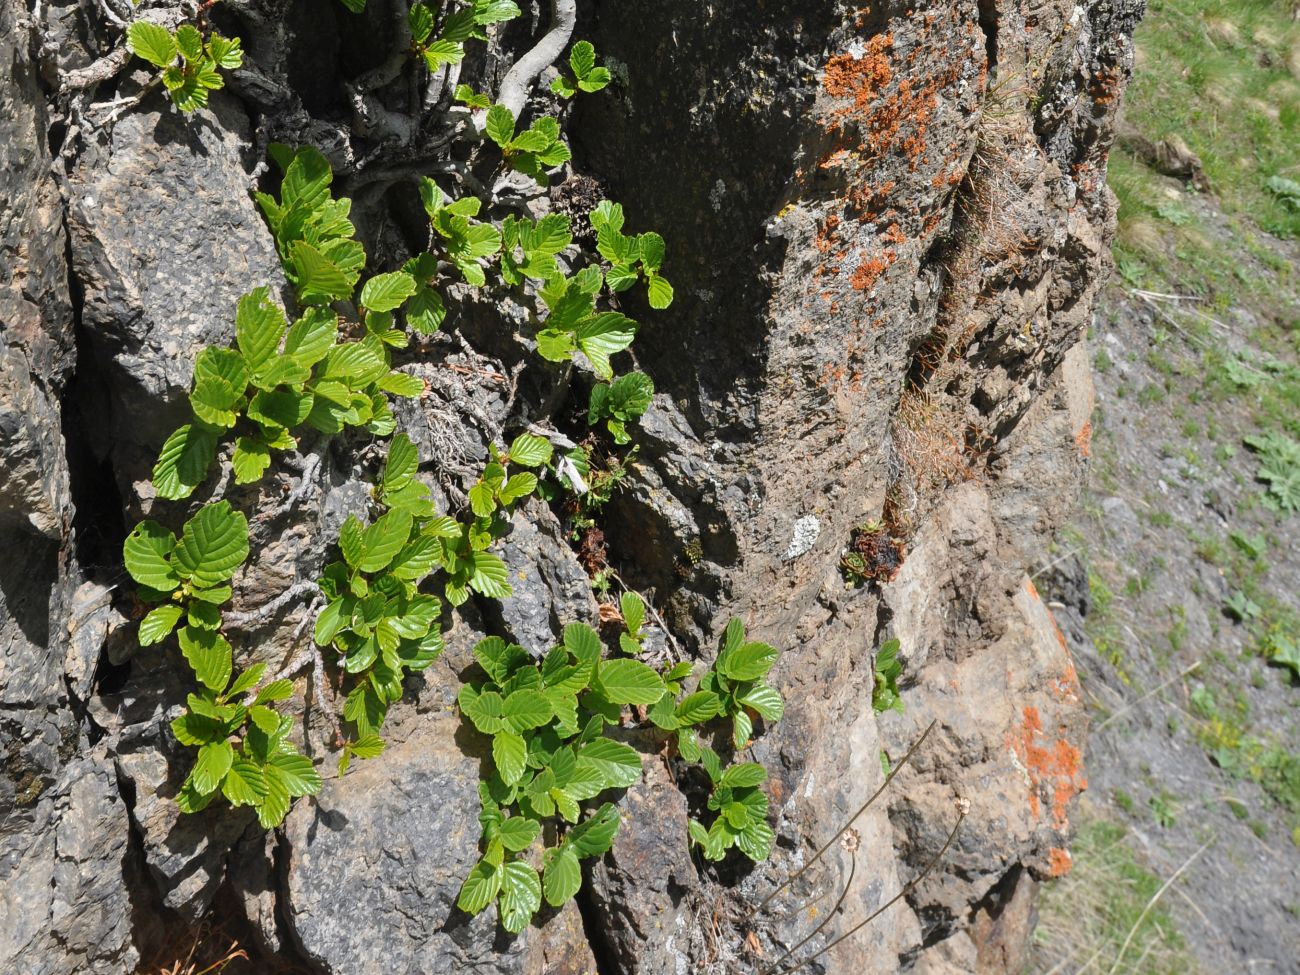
xmin=1032 ymin=2 xmax=1300 ymax=972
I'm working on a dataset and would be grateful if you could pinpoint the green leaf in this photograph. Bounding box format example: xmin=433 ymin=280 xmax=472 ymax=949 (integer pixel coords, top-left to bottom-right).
xmin=503 ymin=689 xmax=553 ymax=732
xmin=408 ymin=1 xmax=434 ymax=41
xmin=508 ymin=433 xmax=553 ymax=468
xmin=359 ymin=509 xmax=414 ymax=573
xmin=320 ymin=342 xmax=388 ymax=387
xmin=383 ymin=433 xmax=419 ymax=494
xmin=550 ymin=75 xmax=577 ymax=99
xmin=543 ymin=846 xmax=581 ymax=906
xmin=223 ymin=758 xmax=268 ymax=806
xmin=737 ymin=819 xmax=775 ymax=861
xmin=360 ymin=271 xmax=417 ymax=312
xmin=232 ymin=437 xmax=273 ymax=484
xmin=595 ymin=658 xmax=665 ymax=706
xmin=738 ymin=684 xmax=785 ymax=721
xmin=235 ymin=288 xmax=288 ymax=373
xmin=191 ymin=740 xmax=234 ymax=795
xmin=248 ymin=704 xmax=280 ymax=735
xmin=123 ymin=521 xmax=180 ymax=592
xmin=458 ymin=859 xmax=503 ymax=915
xmin=139 ymin=604 xmax=184 ymax=646
xmin=175 ymin=501 xmax=249 ymax=587
xmin=406 ymin=284 xmax=446 ymax=334
xmin=281 ymin=146 xmax=333 ymax=212
xmin=498 ymin=861 xmax=541 ymax=934
xmin=126 ymin=21 xmax=177 ymax=68
xmin=646 ymin=273 xmax=674 ymax=309
xmin=153 ymin=423 xmax=218 ymax=500
xmin=485 ymin=105 xmax=516 ymax=148
xmin=422 ymin=40 xmax=465 ymax=71
xmin=227 ymin=663 xmax=268 ymax=699
xmin=566 ymin=802 xmax=620 ymax=857
xmin=171 ymin=711 xmax=223 ymax=746
xmin=579 ymin=67 xmax=611 ymax=92
xmin=569 ymin=40 xmax=596 ymax=79
xmin=460 ymin=686 xmax=507 ymax=735
xmin=474 ymin=0 xmax=521 ymax=24
xmin=178 ymin=626 xmax=233 ymax=692
xmin=498 ymin=816 xmax=541 ymax=852
xmin=733 ymin=709 xmax=753 ymax=748
xmin=207 ymin=34 xmax=243 ymax=70
xmin=290 ymin=241 xmax=353 ymax=305
xmin=719 ymin=642 xmax=778 ymax=682
xmin=468 ymin=552 xmax=511 ymax=599
xmin=247 ymin=389 xmax=313 ymax=429
xmin=498 ymin=473 xmax=536 ymax=504
xmin=283 ymin=308 xmax=338 ymax=367
xmin=576 ymin=739 xmax=642 ymax=789
xmin=720 ymin=763 xmax=768 ymax=789
xmin=620 ymin=592 xmax=645 ymax=634
xmin=536 ymin=328 xmax=576 ymax=362
xmin=494 ymin=731 xmax=529 ymax=785
xmin=269 ymin=750 xmax=323 ymax=797
xmin=256 ymin=770 xmax=291 ymax=828
xmin=576 ymin=313 xmax=638 ymax=380
xmin=378 ymin=371 xmax=424 ymax=397
xmin=674 ymin=690 xmax=723 ymax=726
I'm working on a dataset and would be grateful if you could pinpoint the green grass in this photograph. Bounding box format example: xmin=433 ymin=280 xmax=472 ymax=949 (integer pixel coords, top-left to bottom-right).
xmin=1031 ymin=817 xmax=1196 ymax=974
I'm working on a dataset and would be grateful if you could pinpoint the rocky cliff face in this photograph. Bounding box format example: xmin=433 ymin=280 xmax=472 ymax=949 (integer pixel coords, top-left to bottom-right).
xmin=1 ymin=0 xmax=1143 ymax=971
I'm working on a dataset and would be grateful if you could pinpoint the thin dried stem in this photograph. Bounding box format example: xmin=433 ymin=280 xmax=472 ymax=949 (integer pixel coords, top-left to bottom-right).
xmin=773 ymin=802 xmax=968 ymax=975
xmin=753 ymin=720 xmax=937 ymax=916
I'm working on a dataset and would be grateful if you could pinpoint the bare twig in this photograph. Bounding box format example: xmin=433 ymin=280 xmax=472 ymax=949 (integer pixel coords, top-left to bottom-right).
xmin=224 ymin=581 xmax=319 ymax=631
xmin=474 ymin=0 xmax=576 ymax=131
xmin=762 ymin=835 xmax=859 ymax=974
xmin=754 ymin=721 xmax=937 ymax=916
xmin=773 ymin=800 xmax=969 ymax=975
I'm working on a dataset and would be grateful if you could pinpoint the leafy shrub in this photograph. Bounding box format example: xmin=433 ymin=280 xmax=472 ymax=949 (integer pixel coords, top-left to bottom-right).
xmin=126 ymin=21 xmax=243 ymax=112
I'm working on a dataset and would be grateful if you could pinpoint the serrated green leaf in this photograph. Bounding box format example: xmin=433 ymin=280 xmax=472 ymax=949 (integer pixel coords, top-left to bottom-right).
xmin=360 ymin=271 xmax=417 ymax=313
xmin=738 ymin=684 xmax=785 ymax=721
xmin=359 ymin=509 xmax=413 ymax=573
xmin=281 ymin=146 xmax=333 ymax=213
xmin=737 ymin=818 xmax=775 ymax=861
xmin=503 ymin=689 xmax=553 ymax=732
xmin=543 ymin=846 xmax=580 ymax=906
xmin=458 ymin=859 xmax=502 ymax=915
xmin=508 ymin=433 xmax=553 ymax=468
xmin=569 ymin=40 xmax=596 ymax=79
xmin=485 ymin=104 xmax=516 ymax=148
xmin=468 ymin=552 xmax=511 ymax=599
xmin=576 ymin=739 xmax=641 ymax=789
xmin=494 ymin=731 xmax=529 ymax=785
xmin=126 ymin=21 xmax=177 ymax=68
xmin=719 ymin=763 xmax=768 ymax=789
xmin=595 ymin=658 xmax=665 ymax=706
xmin=383 ymin=433 xmax=418 ymax=494
xmin=408 ymin=1 xmax=434 ymax=41
xmin=498 ymin=861 xmax=541 ymax=933
xmin=576 ymin=313 xmax=637 ymax=380
xmin=235 ymin=288 xmax=288 ymax=373
xmin=191 ymin=740 xmax=234 ymax=795
xmin=646 ymin=273 xmax=674 ymax=309
xmin=290 ymin=240 xmax=353 ymax=305
xmin=153 ymin=423 xmax=218 ymax=500
xmin=222 ymin=758 xmax=268 ymax=806
xmin=139 ymin=603 xmax=184 ymax=645
xmin=579 ymin=67 xmax=611 ymax=92
xmin=171 ymin=711 xmax=223 ymax=746
xmin=227 ymin=663 xmax=267 ymax=699
xmin=123 ymin=520 xmax=180 ymax=592
xmin=232 ymin=437 xmax=272 ymax=484
xmin=178 ymin=626 xmax=233 ymax=692
xmin=566 ymin=802 xmax=620 ymax=857
xmin=674 ymin=690 xmax=723 ymax=726
xmin=620 ymin=592 xmax=645 ymax=635
xmin=207 ymin=34 xmax=243 ymax=70
xmin=720 ymin=642 xmax=778 ymax=682
xmin=733 ymin=709 xmax=753 ymax=748
xmin=283 ymin=308 xmax=338 ymax=367
xmin=460 ymin=686 xmax=507 ymax=735
xmin=269 ymin=750 xmax=322 ymax=797
xmin=174 ymin=501 xmax=249 ymax=587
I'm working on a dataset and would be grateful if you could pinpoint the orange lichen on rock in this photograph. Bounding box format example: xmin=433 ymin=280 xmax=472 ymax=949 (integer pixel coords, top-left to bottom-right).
xmin=1010 ymin=705 xmax=1086 ymax=830
xmin=1047 ymin=847 xmax=1073 ymax=877
xmin=823 ymin=34 xmax=895 ymax=111
xmin=850 ymin=249 xmax=896 ymax=291
xmin=1075 ymin=419 xmax=1092 ymax=458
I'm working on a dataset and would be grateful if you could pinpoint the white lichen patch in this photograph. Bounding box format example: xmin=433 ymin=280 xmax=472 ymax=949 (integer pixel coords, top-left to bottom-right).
xmin=782 ymin=515 xmax=821 ymax=562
